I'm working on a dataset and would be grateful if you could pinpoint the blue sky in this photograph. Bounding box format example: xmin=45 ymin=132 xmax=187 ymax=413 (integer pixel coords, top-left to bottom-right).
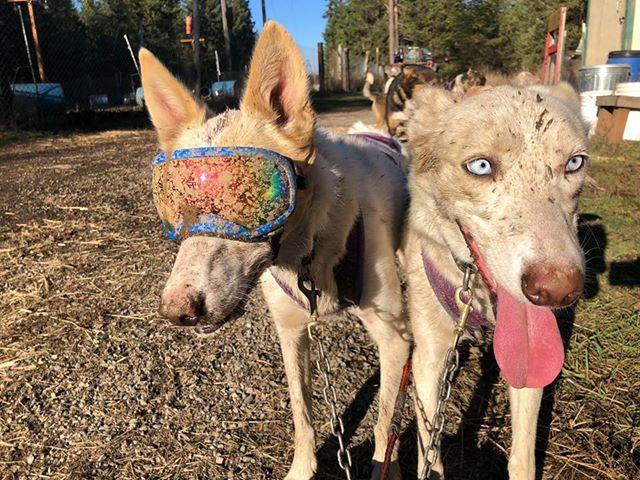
xmin=248 ymin=0 xmax=327 ymax=47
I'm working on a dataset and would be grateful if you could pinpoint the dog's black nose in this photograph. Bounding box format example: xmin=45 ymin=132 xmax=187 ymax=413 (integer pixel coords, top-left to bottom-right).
xmin=521 ymin=263 xmax=584 ymax=307
xmin=177 ymin=312 xmax=200 ymax=327
xmin=160 ymin=288 xmax=206 ymax=326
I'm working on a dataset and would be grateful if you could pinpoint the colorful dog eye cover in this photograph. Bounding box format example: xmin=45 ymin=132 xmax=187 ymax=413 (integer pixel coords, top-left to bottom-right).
xmin=152 ymin=147 xmax=296 ymax=242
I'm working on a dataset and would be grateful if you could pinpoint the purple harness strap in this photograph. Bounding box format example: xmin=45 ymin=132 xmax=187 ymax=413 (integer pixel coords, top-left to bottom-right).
xmin=270 ymin=134 xmax=399 ymax=313
xmin=355 ymin=133 xmax=402 ymax=154
xmin=271 ymin=214 xmax=365 ymax=314
xmin=421 ymin=246 xmax=488 ymax=327
xmin=271 ymin=270 xmax=307 ymax=310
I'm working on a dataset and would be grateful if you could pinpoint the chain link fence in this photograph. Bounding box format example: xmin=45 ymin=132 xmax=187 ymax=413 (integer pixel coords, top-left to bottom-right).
xmin=0 ymin=1 xmax=376 ymax=130
xmin=1 ymin=1 xmax=143 ymax=128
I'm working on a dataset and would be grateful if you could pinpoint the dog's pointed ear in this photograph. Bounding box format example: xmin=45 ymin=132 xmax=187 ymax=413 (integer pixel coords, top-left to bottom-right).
xmin=139 ymin=48 xmax=206 ymax=151
xmin=406 ymin=87 xmax=457 ymax=171
xmin=406 ymin=86 xmax=456 ymax=126
xmin=241 ymin=21 xmax=315 ymax=161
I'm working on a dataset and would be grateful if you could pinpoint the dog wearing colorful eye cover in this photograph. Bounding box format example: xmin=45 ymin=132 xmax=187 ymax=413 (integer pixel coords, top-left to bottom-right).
xmin=402 ymin=83 xmax=588 ymax=479
xmin=140 ymin=22 xmax=410 ymax=479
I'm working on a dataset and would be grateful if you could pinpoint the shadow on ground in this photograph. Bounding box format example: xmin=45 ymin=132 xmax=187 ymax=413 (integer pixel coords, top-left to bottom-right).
xmin=314 ymin=213 xmax=611 ymax=480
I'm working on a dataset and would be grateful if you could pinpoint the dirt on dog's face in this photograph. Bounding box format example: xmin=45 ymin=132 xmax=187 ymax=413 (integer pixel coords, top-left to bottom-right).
xmin=409 ymin=85 xmax=588 ymax=302
xmin=159 ymin=237 xmax=271 ymax=332
xmin=139 ymin=22 xmax=315 ymax=331
xmin=408 ymin=84 xmax=589 ymax=387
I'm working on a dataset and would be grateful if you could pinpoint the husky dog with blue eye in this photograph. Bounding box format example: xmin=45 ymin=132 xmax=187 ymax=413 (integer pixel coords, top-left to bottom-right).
xmin=140 ymin=22 xmax=410 ymax=480
xmin=402 ymin=83 xmax=588 ymax=479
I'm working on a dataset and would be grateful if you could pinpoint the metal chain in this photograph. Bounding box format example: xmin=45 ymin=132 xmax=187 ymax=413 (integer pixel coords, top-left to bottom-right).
xmin=298 ymin=265 xmax=353 ymax=480
xmin=418 ymin=265 xmax=476 ymax=480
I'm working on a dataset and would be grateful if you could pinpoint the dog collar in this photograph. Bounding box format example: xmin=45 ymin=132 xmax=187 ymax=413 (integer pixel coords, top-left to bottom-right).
xmin=421 ymin=245 xmax=488 ymax=327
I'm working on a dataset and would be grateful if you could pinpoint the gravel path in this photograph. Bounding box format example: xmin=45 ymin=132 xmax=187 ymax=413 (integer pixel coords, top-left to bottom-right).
xmin=0 ymin=109 xmax=634 ymax=479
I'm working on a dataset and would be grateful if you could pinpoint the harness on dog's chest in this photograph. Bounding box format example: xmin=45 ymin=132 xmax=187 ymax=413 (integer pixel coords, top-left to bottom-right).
xmin=272 ymin=133 xmax=403 ymax=312
xmin=353 ymin=133 xmax=402 ymax=156
xmin=272 ymin=214 xmax=365 ymax=311
xmin=421 ymin=246 xmax=488 ymax=327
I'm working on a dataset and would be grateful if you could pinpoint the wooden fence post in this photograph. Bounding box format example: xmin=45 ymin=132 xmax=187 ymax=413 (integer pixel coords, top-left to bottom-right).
xmin=338 ymin=44 xmax=343 ymax=92
xmin=342 ymin=47 xmax=350 ymax=92
xmin=363 ymin=50 xmax=370 ymax=81
xmin=317 ymin=42 xmax=325 ymax=93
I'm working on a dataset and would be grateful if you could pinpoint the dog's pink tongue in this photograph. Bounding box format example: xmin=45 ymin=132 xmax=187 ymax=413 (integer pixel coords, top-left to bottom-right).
xmin=493 ymin=285 xmax=564 ymax=388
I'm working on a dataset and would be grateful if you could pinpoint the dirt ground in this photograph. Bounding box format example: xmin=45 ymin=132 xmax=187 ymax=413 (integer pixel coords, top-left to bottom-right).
xmin=0 ymin=107 xmax=637 ymax=480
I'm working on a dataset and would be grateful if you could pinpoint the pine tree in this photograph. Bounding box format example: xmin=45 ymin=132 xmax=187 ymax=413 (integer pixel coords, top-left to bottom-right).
xmin=230 ymin=0 xmax=255 ymax=72
xmin=195 ymin=0 xmax=255 ymax=82
xmin=138 ymin=0 xmax=186 ymax=71
xmin=36 ymin=0 xmax=88 ymax=81
xmin=323 ymin=0 xmax=585 ymax=75
xmin=324 ymin=0 xmax=388 ymax=57
xmin=401 ymin=0 xmax=466 ymax=76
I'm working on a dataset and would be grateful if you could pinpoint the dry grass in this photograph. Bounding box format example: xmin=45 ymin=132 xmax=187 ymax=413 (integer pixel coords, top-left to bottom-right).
xmin=0 ymin=119 xmax=638 ymax=479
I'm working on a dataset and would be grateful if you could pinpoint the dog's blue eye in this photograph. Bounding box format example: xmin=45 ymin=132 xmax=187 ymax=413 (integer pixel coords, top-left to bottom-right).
xmin=565 ymin=155 xmax=586 ymax=173
xmin=466 ymin=158 xmax=492 ymax=176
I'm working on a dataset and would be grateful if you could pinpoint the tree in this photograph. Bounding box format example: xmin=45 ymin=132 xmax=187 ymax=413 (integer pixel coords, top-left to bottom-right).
xmin=400 ymin=0 xmax=467 ymax=76
xmin=0 ymin=3 xmax=22 ymax=126
xmin=324 ymin=0 xmax=388 ymax=57
xmin=139 ymin=0 xmax=186 ymax=71
xmin=229 ymin=0 xmax=255 ymax=72
xmin=34 ymin=0 xmax=88 ymax=81
xmin=78 ymin=0 xmax=190 ymax=76
xmin=193 ymin=0 xmax=255 ymax=82
xmin=323 ymin=0 xmax=586 ymax=75
xmin=499 ymin=0 xmax=584 ymax=72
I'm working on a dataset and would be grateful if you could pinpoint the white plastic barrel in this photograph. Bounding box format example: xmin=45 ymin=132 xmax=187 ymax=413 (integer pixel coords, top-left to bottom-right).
xmin=580 ymin=90 xmax=612 ymax=135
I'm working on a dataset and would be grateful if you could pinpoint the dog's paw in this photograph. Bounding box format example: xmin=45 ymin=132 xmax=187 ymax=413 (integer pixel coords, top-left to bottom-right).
xmin=283 ymin=469 xmax=315 ymax=480
xmin=370 ymin=460 xmax=402 ymax=480
xmin=284 ymin=458 xmax=316 ymax=480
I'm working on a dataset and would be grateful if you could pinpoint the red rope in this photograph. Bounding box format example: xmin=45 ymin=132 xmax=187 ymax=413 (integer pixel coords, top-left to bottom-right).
xmin=380 ymin=430 xmax=398 ymax=479
xmin=399 ymin=360 xmax=412 ymax=392
xmin=380 ymin=360 xmax=412 ymax=480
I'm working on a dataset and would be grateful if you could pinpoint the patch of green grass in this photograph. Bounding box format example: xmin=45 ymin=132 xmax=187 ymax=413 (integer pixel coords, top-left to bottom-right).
xmin=560 ymin=139 xmax=640 ymax=478
xmin=582 ymin=143 xmax=640 ymax=261
xmin=311 ymin=92 xmax=371 ymax=112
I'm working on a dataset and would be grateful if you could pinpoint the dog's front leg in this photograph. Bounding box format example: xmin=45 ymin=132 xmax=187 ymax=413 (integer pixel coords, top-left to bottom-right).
xmin=508 ymin=386 xmax=542 ymax=480
xmin=358 ymin=309 xmax=410 ymax=480
xmin=274 ymin=313 xmax=316 ymax=480
xmin=412 ymin=322 xmax=451 ymax=479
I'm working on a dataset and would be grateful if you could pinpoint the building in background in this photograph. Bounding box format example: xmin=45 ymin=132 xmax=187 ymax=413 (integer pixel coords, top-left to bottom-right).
xmin=585 ymin=0 xmax=639 ymax=65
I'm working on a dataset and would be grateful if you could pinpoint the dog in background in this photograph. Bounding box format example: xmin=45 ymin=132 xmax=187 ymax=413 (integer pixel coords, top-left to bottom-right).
xmin=362 ymin=71 xmax=389 ymax=130
xmin=362 ymin=64 xmax=443 ymax=136
xmin=402 ymin=82 xmax=587 ymax=479
xmin=450 ymin=67 xmax=487 ymax=96
xmin=386 ymin=65 xmax=443 ymax=136
xmin=140 ymin=21 xmax=410 ymax=480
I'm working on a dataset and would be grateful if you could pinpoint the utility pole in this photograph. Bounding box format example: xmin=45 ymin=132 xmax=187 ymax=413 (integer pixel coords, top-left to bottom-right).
xmin=394 ymin=0 xmax=399 ymax=59
xmin=8 ymin=0 xmax=46 ymax=82
xmin=317 ymin=42 xmax=325 ymax=93
xmin=388 ymin=0 xmax=396 ymax=64
xmin=193 ymin=0 xmax=201 ymax=93
xmin=220 ymin=0 xmax=233 ymax=72
xmin=261 ymin=0 xmax=267 ymax=25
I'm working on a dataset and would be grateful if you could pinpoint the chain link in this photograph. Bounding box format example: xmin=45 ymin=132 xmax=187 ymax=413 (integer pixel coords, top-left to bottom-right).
xmin=298 ymin=261 xmax=474 ymax=480
xmin=308 ymin=321 xmax=353 ymax=479
xmin=298 ymin=262 xmax=353 ymax=480
xmin=418 ymin=265 xmax=475 ymax=480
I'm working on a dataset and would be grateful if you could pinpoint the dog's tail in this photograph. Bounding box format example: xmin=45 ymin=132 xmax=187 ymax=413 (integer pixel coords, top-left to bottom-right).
xmin=362 ymin=72 xmax=376 ymax=102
